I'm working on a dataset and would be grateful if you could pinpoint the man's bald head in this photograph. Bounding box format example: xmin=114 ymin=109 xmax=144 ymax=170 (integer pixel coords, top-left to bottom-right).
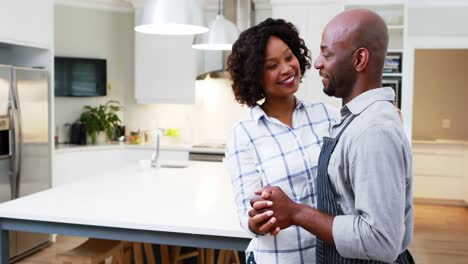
xmin=324 ymin=8 xmax=388 ymax=75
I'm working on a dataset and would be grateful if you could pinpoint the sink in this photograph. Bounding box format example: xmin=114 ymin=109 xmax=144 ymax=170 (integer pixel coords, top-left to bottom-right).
xmin=160 ymin=164 xmax=189 ymax=169
xmin=138 ymin=159 xmax=190 ymax=169
xmin=159 ymin=160 xmax=191 ymax=168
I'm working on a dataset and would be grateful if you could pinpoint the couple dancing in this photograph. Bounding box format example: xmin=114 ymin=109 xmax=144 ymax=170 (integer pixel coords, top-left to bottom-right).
xmin=225 ymin=9 xmax=415 ymax=264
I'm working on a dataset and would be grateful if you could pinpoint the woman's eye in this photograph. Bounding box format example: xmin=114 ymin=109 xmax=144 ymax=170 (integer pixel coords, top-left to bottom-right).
xmin=266 ymin=64 xmax=277 ymax=69
xmin=285 ymin=55 xmax=293 ymax=61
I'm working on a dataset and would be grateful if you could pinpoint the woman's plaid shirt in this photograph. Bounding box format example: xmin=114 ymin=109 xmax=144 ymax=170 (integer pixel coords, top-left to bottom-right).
xmin=225 ymin=99 xmax=337 ymax=264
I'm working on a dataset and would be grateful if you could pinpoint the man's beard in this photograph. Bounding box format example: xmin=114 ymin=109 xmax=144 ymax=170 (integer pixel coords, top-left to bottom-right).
xmin=323 ymin=85 xmax=335 ymax=97
xmin=323 ymin=80 xmax=336 ymax=96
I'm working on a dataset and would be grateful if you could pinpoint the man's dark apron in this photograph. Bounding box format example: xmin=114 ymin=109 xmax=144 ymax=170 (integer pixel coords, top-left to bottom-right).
xmin=315 ymin=115 xmax=415 ymax=264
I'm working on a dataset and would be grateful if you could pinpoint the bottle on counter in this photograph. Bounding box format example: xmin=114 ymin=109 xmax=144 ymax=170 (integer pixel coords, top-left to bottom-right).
xmin=144 ymin=130 xmax=150 ymax=144
xmin=54 ymin=126 xmax=59 ymax=144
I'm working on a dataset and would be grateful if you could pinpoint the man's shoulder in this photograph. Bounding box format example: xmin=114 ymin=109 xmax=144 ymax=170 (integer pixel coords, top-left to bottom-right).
xmin=346 ymin=101 xmax=405 ymax=142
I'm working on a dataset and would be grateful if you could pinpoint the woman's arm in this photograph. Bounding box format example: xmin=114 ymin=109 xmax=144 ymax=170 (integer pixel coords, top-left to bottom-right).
xmin=225 ymin=124 xmax=270 ymax=236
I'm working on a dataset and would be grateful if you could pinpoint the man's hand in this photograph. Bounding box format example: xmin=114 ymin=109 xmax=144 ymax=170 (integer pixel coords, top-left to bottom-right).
xmin=251 ymin=186 xmax=336 ymax=244
xmin=253 ymin=186 xmax=297 ymax=230
xmin=248 ymin=196 xmax=280 ymax=235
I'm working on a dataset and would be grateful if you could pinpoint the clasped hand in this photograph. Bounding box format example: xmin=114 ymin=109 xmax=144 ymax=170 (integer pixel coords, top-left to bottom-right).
xmin=248 ymin=186 xmax=297 ymax=236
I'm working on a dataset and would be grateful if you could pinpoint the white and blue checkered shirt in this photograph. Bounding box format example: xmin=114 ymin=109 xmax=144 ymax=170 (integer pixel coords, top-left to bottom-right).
xmin=225 ymin=99 xmax=338 ymax=264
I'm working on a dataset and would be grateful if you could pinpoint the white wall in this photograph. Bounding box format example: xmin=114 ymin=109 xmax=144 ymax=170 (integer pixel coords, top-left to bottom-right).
xmin=408 ymin=7 xmax=468 ymax=36
xmin=54 ymin=4 xmax=134 ymax=142
xmin=412 ymin=49 xmax=468 ymax=141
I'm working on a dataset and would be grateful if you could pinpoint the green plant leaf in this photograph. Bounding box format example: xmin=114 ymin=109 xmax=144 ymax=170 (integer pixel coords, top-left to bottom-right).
xmin=79 ymin=100 xmax=123 ymax=143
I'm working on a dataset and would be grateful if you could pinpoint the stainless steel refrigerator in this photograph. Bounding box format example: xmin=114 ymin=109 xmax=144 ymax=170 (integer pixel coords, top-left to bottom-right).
xmin=0 ymin=65 xmax=51 ymax=262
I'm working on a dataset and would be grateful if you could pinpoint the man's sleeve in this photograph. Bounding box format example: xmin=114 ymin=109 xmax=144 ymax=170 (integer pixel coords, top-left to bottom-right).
xmin=332 ymin=123 xmax=408 ymax=262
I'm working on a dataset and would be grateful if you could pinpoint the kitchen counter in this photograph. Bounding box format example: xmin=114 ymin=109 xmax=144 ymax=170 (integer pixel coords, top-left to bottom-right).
xmin=55 ymin=142 xmax=226 ymax=155
xmin=0 ymin=161 xmax=250 ymax=261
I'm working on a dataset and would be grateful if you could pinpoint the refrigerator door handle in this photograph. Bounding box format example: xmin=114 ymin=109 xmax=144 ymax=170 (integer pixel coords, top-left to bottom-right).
xmin=10 ymin=68 xmax=21 ymax=199
xmin=9 ymin=106 xmax=20 ymax=200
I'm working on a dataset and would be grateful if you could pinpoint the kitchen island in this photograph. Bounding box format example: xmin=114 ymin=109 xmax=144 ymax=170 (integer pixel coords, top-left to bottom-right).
xmin=0 ymin=161 xmax=250 ymax=262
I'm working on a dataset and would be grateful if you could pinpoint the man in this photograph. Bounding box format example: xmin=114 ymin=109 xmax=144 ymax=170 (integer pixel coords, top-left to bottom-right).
xmin=249 ymin=9 xmax=415 ymax=263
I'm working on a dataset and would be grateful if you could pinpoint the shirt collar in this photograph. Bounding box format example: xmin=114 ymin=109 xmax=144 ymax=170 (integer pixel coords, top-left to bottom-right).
xmin=342 ymin=87 xmax=395 ymax=116
xmin=251 ymin=97 xmax=305 ymax=124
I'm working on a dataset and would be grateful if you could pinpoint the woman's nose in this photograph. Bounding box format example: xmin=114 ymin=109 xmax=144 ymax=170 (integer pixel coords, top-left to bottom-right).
xmin=280 ymin=63 xmax=291 ymax=74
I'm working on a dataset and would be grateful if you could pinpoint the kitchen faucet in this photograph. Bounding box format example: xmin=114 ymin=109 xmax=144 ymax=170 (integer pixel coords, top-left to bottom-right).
xmin=150 ymin=128 xmax=165 ymax=168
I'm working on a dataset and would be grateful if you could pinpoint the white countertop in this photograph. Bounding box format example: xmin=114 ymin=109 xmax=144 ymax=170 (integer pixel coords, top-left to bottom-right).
xmin=55 ymin=142 xmax=225 ymax=155
xmin=0 ymin=161 xmax=248 ymax=239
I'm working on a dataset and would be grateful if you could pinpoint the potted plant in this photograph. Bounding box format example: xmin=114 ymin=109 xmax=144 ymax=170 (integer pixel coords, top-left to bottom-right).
xmin=79 ymin=100 xmax=123 ymax=144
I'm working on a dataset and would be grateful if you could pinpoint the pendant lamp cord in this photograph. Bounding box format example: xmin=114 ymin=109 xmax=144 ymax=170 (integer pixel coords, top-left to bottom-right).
xmin=218 ymin=0 xmax=221 ymax=15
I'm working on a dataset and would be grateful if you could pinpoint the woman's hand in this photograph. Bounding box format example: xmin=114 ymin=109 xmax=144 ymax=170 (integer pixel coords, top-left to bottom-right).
xmin=253 ymin=186 xmax=298 ymax=231
xmin=248 ymin=197 xmax=281 ymax=235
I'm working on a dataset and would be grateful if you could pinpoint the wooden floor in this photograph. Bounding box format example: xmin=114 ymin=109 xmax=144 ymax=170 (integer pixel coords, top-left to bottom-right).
xmin=409 ymin=204 xmax=468 ymax=263
xmin=15 ymin=204 xmax=468 ymax=264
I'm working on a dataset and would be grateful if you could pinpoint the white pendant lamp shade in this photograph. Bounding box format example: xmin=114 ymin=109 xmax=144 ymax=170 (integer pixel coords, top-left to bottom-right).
xmin=135 ymin=0 xmax=209 ymax=35
xmin=192 ymin=14 xmax=240 ymax=50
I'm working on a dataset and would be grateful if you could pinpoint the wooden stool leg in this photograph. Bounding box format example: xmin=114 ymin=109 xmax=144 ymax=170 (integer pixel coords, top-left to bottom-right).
xmin=232 ymin=251 xmax=241 ymax=264
xmin=197 ymin=248 xmax=205 ymax=264
xmin=143 ymin=243 xmax=156 ymax=264
xmin=217 ymin=250 xmax=226 ymax=264
xmin=133 ymin=242 xmax=144 ymax=264
xmin=160 ymin=245 xmax=170 ymax=264
xmin=224 ymin=250 xmax=232 ymax=264
xmin=113 ymin=250 xmax=124 ymax=264
xmin=206 ymin=249 xmax=215 ymax=264
xmin=123 ymin=243 xmax=132 ymax=264
xmin=172 ymin=246 xmax=182 ymax=264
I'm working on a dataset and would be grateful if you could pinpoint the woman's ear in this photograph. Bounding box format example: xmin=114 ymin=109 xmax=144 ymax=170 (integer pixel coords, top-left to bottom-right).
xmin=354 ymin=47 xmax=369 ymax=72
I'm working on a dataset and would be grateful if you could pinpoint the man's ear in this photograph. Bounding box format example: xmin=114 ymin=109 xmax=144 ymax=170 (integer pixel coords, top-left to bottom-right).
xmin=354 ymin=47 xmax=369 ymax=72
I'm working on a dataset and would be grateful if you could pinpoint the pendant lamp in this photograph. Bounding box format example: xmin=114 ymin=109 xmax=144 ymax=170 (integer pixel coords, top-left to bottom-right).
xmin=192 ymin=0 xmax=240 ymax=50
xmin=135 ymin=0 xmax=209 ymax=35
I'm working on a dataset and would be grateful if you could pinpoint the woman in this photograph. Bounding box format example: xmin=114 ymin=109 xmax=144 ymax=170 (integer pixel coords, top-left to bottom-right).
xmin=225 ymin=18 xmax=337 ymax=263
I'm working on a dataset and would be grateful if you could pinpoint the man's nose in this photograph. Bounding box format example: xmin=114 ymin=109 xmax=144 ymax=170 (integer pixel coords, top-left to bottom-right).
xmin=314 ymin=56 xmax=323 ymax=69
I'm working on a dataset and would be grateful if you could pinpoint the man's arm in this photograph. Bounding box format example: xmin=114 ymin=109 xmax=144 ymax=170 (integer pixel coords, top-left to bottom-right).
xmin=331 ymin=124 xmax=408 ymax=262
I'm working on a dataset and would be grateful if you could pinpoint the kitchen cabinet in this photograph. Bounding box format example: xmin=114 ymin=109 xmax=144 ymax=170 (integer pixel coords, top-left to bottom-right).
xmin=0 ymin=0 xmax=53 ymax=49
xmin=129 ymin=1 xmax=197 ymax=104
xmin=134 ymin=32 xmax=196 ymax=104
xmin=53 ymin=146 xmax=189 ymax=187
xmin=412 ymin=140 xmax=468 ymax=204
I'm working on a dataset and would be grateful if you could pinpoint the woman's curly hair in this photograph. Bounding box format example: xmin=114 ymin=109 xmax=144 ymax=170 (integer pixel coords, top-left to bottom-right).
xmin=227 ymin=18 xmax=311 ymax=107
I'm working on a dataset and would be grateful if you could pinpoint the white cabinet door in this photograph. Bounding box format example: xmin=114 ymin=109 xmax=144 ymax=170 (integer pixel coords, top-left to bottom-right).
xmin=0 ymin=0 xmax=53 ymax=49
xmin=134 ymin=32 xmax=196 ymax=104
